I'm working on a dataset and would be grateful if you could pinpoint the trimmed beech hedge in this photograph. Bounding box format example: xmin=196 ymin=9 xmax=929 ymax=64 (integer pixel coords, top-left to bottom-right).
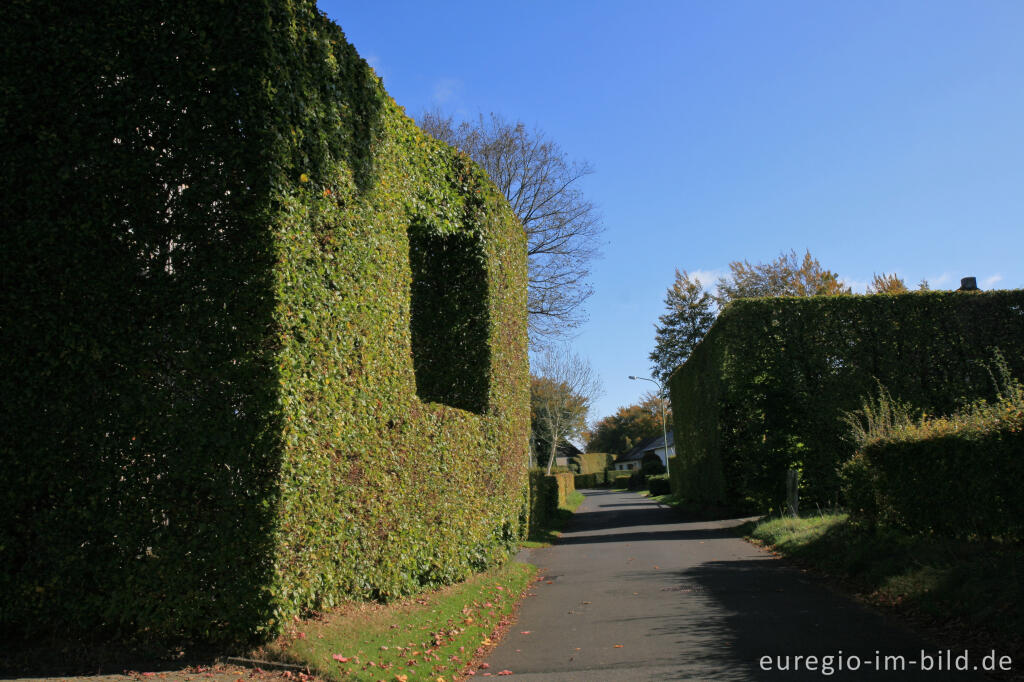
xmin=669 ymin=292 xmax=1024 ymax=511
xmin=575 ymin=452 xmax=614 ymax=474
xmin=528 ymin=471 xmax=575 ymax=535
xmin=1 ymin=2 xmax=528 ymax=643
xmin=857 ymin=429 xmax=1024 ymax=539
xmin=647 ymin=474 xmax=672 ymax=496
xmin=574 ymin=471 xmax=608 ymax=488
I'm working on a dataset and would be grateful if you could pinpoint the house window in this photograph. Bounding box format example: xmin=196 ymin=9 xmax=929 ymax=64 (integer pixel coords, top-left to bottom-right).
xmin=408 ymin=225 xmax=490 ymax=414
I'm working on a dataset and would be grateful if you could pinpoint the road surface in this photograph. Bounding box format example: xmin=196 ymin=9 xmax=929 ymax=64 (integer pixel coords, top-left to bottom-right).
xmin=484 ymin=489 xmax=988 ymax=680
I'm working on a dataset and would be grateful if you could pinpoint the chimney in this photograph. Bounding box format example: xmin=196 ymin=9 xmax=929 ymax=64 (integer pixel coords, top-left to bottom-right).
xmin=957 ymin=276 xmax=979 ymax=292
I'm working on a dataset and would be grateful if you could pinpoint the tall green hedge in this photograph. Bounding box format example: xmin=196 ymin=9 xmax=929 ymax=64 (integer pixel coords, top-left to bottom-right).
xmin=1 ymin=1 xmax=528 ymax=644
xmin=668 ymin=292 xmax=1024 ymax=511
xmin=574 ymin=452 xmax=614 ymax=474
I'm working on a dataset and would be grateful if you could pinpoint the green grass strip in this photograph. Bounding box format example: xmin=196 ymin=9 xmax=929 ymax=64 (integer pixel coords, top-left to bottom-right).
xmin=259 ymin=561 xmax=536 ymax=681
xmin=743 ymin=514 xmax=1023 ymax=662
xmin=522 ymin=490 xmax=585 ymax=547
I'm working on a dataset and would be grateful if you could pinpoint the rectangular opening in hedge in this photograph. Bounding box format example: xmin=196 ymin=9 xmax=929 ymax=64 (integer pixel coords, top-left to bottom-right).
xmin=409 ymin=226 xmax=490 ymax=413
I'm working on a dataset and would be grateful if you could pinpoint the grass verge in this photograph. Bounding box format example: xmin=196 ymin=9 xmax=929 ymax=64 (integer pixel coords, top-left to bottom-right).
xmin=522 ymin=490 xmax=585 ymax=548
xmin=257 ymin=492 xmax=589 ymax=679
xmin=744 ymin=513 xmax=1023 ymax=670
xmin=256 ymin=561 xmax=536 ymax=681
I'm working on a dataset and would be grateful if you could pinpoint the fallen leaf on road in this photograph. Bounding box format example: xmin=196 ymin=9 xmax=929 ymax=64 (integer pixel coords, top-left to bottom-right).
xmin=520 ymin=631 xmax=531 ymax=635
xmin=480 ymin=663 xmax=490 ymax=669
xmin=614 ymin=645 xmax=624 ymax=648
xmin=498 ymin=671 xmax=513 ymax=676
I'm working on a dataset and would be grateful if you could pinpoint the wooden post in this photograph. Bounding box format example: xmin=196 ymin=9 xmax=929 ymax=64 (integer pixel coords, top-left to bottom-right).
xmin=786 ymin=469 xmax=800 ymax=517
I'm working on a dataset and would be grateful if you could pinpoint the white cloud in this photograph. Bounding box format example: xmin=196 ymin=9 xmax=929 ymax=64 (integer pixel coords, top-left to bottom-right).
xmin=689 ymin=268 xmax=725 ymax=288
xmin=432 ymin=77 xmax=462 ymax=104
xmin=982 ymin=273 xmax=1004 ymax=289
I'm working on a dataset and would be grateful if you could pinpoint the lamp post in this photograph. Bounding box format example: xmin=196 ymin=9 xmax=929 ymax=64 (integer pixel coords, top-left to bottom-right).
xmin=628 ymin=375 xmax=670 ymax=477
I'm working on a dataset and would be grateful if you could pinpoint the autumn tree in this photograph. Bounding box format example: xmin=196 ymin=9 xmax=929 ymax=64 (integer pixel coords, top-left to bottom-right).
xmin=531 ymin=346 xmax=602 ymax=472
xmin=650 ymin=250 xmax=850 ymax=382
xmin=867 ymin=272 xmax=909 ymax=294
xmin=418 ymin=111 xmax=603 ymax=345
xmin=716 ymin=249 xmax=850 ymax=301
xmin=649 ymin=270 xmax=716 ymax=385
xmin=586 ymin=393 xmax=671 ymax=455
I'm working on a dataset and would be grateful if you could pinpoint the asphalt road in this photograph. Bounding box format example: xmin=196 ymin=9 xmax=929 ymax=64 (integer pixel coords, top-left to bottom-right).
xmin=484 ymin=489 xmax=990 ymax=681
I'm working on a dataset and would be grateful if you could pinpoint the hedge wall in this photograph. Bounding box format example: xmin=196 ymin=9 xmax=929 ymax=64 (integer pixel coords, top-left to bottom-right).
xmin=575 ymin=452 xmax=614 ymax=474
xmin=668 ymin=292 xmax=1024 ymax=511
xmin=574 ymin=471 xmax=608 ymax=488
xmin=858 ymin=429 xmax=1024 ymax=539
xmin=1 ymin=1 xmax=528 ymax=643
xmin=528 ymin=471 xmax=575 ymax=535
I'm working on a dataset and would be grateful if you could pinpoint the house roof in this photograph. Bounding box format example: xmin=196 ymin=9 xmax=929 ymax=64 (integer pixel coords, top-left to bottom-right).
xmin=614 ymin=430 xmax=674 ymax=463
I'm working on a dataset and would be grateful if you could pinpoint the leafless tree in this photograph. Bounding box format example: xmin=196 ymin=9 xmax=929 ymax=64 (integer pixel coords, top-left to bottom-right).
xmin=419 ymin=111 xmax=603 ymax=346
xmin=531 ymin=345 xmax=603 ymax=473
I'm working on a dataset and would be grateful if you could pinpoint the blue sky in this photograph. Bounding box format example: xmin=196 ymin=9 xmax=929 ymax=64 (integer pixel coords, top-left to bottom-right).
xmin=319 ymin=0 xmax=1024 ymax=424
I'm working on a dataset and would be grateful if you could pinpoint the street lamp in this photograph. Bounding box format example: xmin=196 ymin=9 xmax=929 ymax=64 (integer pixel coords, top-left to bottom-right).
xmin=628 ymin=375 xmax=670 ymax=477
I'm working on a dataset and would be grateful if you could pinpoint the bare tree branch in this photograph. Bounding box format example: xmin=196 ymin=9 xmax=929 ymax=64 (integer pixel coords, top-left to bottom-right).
xmin=418 ymin=111 xmax=604 ymax=346
xmin=531 ymin=345 xmax=603 ymax=472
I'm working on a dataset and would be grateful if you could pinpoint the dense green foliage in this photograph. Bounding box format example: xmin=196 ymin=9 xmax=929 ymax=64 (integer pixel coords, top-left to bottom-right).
xmin=574 ymin=452 xmax=614 ymax=474
xmin=573 ymin=471 xmax=608 ymax=488
xmin=650 ymin=270 xmax=716 ymax=385
xmin=647 ymin=474 xmax=672 ymax=496
xmin=528 ymin=471 xmax=575 ymax=536
xmin=1 ymin=1 xmax=528 ymax=644
xmin=668 ymin=291 xmax=1024 ymax=511
xmin=843 ymin=362 xmax=1024 ymax=539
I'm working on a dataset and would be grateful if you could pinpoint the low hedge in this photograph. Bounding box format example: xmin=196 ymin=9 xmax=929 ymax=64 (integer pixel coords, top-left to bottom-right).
xmin=647 ymin=474 xmax=672 ymax=496
xmin=551 ymin=472 xmax=575 ymax=508
xmin=607 ymin=470 xmax=634 ymax=485
xmin=528 ymin=471 xmax=575 ymax=536
xmin=574 ymin=471 xmax=607 ymax=488
xmin=853 ymin=423 xmax=1024 ymax=540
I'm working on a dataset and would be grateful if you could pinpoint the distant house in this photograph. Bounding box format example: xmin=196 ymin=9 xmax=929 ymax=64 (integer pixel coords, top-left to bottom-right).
xmin=613 ymin=430 xmax=674 ymax=471
xmin=553 ymin=440 xmax=583 ymax=469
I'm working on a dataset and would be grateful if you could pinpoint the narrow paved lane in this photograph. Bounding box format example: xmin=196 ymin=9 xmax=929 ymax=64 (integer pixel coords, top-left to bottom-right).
xmin=484 ymin=489 xmax=986 ymax=680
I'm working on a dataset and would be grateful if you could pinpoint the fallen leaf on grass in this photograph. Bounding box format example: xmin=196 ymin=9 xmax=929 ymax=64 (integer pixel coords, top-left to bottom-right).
xmin=332 ymin=654 xmax=350 ymax=663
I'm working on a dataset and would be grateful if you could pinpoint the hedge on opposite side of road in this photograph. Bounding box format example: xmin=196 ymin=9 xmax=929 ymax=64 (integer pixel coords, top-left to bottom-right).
xmin=669 ymin=291 xmax=1024 ymax=512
